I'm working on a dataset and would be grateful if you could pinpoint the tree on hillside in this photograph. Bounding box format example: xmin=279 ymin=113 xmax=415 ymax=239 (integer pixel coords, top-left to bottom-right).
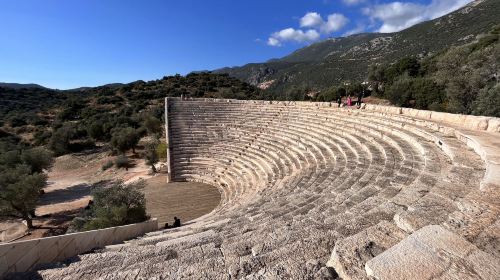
xmin=21 ymin=147 xmax=54 ymax=173
xmin=110 ymin=127 xmax=140 ymax=154
xmin=473 ymin=85 xmax=500 ymax=117
xmin=144 ymin=138 xmax=160 ymax=173
xmin=316 ymin=86 xmax=342 ymax=102
xmin=0 ymin=165 xmax=49 ymax=229
xmin=143 ymin=115 xmax=162 ymax=135
xmin=49 ymin=125 xmax=75 ymax=156
xmin=87 ymin=122 xmax=105 ymax=141
xmin=346 ymin=82 xmax=363 ymax=97
xmin=0 ymin=147 xmax=53 ymax=173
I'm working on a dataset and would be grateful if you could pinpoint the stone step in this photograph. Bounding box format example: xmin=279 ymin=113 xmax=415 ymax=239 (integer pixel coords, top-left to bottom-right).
xmin=365 ymin=225 xmax=500 ymax=280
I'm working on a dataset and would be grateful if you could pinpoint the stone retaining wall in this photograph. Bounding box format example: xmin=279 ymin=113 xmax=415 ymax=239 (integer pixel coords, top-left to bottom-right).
xmin=0 ymin=219 xmax=158 ymax=278
xmin=166 ymin=97 xmax=500 ymax=133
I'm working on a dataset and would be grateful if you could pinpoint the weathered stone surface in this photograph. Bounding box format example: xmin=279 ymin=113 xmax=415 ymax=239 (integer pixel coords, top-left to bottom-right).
xmin=365 ymin=225 xmax=500 ymax=280
xmin=327 ymin=220 xmax=407 ymax=280
xmin=0 ymin=219 xmax=158 ymax=278
xmin=7 ymin=98 xmax=497 ymax=279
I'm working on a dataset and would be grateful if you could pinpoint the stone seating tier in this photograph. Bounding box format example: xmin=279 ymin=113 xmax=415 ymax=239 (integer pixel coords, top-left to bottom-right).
xmin=35 ymin=98 xmax=499 ymax=280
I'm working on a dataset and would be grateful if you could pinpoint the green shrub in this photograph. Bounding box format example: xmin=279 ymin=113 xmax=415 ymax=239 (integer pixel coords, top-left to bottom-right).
xmin=143 ymin=115 xmax=162 ymax=135
xmin=0 ymin=165 xmax=48 ymax=228
xmin=49 ymin=125 xmax=75 ymax=156
xmin=70 ymin=180 xmax=149 ymax=231
xmin=156 ymin=142 xmax=168 ymax=159
xmin=101 ymin=160 xmax=114 ymax=171
xmin=110 ymin=127 xmax=140 ymax=154
xmin=473 ymin=85 xmax=500 ymax=117
xmin=115 ymin=155 xmax=129 ymax=168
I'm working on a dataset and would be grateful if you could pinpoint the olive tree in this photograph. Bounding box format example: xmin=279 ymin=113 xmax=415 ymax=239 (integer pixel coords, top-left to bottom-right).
xmin=0 ymin=166 xmax=48 ymax=228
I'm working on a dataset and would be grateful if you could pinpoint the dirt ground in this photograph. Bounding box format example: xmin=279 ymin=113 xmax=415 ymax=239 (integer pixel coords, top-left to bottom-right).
xmin=0 ymin=147 xmax=219 ymax=243
xmin=143 ymin=175 xmax=221 ymax=226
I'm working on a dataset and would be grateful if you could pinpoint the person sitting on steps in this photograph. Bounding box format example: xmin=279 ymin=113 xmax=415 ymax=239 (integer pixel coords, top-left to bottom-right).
xmin=173 ymin=217 xmax=181 ymax=228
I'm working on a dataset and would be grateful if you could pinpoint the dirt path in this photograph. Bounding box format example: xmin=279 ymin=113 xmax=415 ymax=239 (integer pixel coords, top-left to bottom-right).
xmin=143 ymin=175 xmax=221 ymax=226
xmin=1 ymin=150 xmax=157 ymax=242
xmin=1 ymin=151 xmax=221 ymax=242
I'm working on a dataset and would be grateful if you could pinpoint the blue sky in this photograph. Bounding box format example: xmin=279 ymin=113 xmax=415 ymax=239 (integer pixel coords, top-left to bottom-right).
xmin=0 ymin=0 xmax=471 ymax=89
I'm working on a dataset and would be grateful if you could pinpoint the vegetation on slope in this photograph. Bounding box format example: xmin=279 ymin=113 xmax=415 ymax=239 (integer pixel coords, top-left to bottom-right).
xmin=0 ymin=72 xmax=260 ymax=230
xmin=0 ymin=137 xmax=54 ymax=229
xmin=216 ymin=0 xmax=500 ymax=94
xmin=0 ymin=72 xmax=261 ymax=156
xmin=368 ymin=25 xmax=500 ymax=116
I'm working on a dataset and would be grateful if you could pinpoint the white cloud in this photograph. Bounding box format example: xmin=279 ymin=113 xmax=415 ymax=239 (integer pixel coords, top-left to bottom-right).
xmin=300 ymin=12 xmax=349 ymax=34
xmin=426 ymin=0 xmax=472 ymax=18
xmin=364 ymin=0 xmax=473 ymax=33
xmin=300 ymin=12 xmax=323 ymax=28
xmin=321 ymin=13 xmax=349 ymax=33
xmin=268 ymin=11 xmax=349 ymax=47
xmin=267 ymin=37 xmax=281 ymax=46
xmin=342 ymin=0 xmax=364 ymax=5
xmin=267 ymin=28 xmax=320 ymax=46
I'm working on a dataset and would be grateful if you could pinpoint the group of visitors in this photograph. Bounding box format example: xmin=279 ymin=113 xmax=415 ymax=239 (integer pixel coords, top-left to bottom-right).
xmin=336 ymin=92 xmax=364 ymax=108
xmin=164 ymin=216 xmax=181 ymax=229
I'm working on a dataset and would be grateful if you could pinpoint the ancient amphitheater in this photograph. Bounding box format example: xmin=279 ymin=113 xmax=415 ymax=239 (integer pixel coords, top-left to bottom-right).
xmin=35 ymin=98 xmax=499 ymax=279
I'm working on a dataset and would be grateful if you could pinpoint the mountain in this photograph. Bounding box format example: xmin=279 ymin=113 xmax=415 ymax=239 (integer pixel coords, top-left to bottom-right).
xmin=0 ymin=83 xmax=47 ymax=90
xmin=66 ymin=83 xmax=124 ymax=92
xmin=216 ymin=0 xmax=500 ymax=92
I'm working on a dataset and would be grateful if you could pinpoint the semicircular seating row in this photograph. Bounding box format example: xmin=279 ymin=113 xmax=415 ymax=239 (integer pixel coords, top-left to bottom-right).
xmin=38 ymin=98 xmax=499 ymax=280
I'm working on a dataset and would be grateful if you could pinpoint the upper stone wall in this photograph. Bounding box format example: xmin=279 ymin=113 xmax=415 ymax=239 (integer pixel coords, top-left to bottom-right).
xmin=167 ymin=97 xmax=500 ymax=133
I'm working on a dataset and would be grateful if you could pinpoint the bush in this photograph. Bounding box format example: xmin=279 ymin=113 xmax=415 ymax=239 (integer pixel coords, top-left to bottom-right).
xmin=144 ymin=138 xmax=159 ymax=172
xmin=385 ymin=77 xmax=444 ymax=109
xmin=0 ymin=165 xmax=48 ymax=228
xmin=87 ymin=122 xmax=105 ymax=140
xmin=70 ymin=180 xmax=149 ymax=231
xmin=110 ymin=127 xmax=140 ymax=154
xmin=8 ymin=116 xmax=27 ymax=127
xmin=21 ymin=147 xmax=54 ymax=173
xmin=156 ymin=142 xmax=168 ymax=159
xmin=101 ymin=160 xmax=114 ymax=171
xmin=33 ymin=129 xmax=52 ymax=146
xmin=473 ymin=85 xmax=500 ymax=117
xmin=143 ymin=115 xmax=162 ymax=135
xmin=115 ymin=155 xmax=129 ymax=168
xmin=49 ymin=125 xmax=75 ymax=156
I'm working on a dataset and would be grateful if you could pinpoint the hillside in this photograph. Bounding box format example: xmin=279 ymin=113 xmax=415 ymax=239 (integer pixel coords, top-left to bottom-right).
xmin=0 ymin=72 xmax=261 ymax=152
xmin=0 ymin=82 xmax=47 ymax=90
xmin=216 ymin=0 xmax=500 ymax=92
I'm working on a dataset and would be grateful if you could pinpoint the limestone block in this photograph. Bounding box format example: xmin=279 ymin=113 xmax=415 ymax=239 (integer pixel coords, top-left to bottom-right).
xmin=474 ymin=219 xmax=500 ymax=258
xmin=463 ymin=116 xmax=490 ymax=131
xmin=326 ymin=220 xmax=407 ymax=280
xmin=365 ymin=225 xmax=500 ymax=280
xmin=415 ymin=109 xmax=432 ymax=119
xmin=486 ymin=118 xmax=500 ymax=133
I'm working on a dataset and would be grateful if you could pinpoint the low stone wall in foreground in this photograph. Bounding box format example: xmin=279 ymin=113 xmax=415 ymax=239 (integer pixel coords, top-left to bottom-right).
xmin=0 ymin=219 xmax=158 ymax=278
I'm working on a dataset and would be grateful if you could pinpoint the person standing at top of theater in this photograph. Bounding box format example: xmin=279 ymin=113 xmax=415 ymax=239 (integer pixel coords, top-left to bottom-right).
xmin=347 ymin=95 xmax=352 ymax=106
xmin=357 ymin=91 xmax=363 ymax=106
